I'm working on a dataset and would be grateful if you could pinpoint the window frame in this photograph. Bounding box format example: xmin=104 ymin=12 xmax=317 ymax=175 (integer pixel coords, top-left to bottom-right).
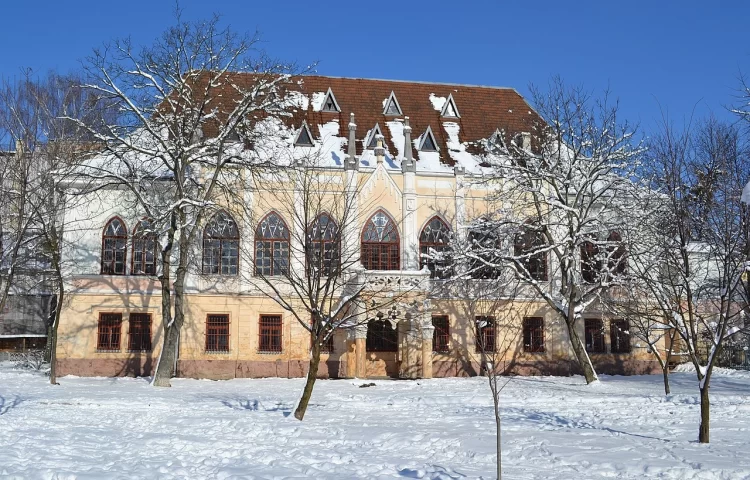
xmin=419 ymin=216 xmax=452 ymax=279
xmin=202 ymin=211 xmax=240 ymax=276
xmin=522 ymin=317 xmax=545 ymax=353
xmin=607 ymin=231 xmax=627 ymax=276
xmin=101 ymin=217 xmax=128 ymax=275
xmin=97 ymin=312 xmax=123 ymax=352
xmin=255 ymin=212 xmax=291 ymax=277
xmin=131 ymin=220 xmax=158 ymax=276
xmin=432 ymin=315 xmax=450 ymax=353
xmin=361 ymin=210 xmax=400 ymax=271
xmin=127 ymin=313 xmax=152 ymax=352
xmin=514 ymin=225 xmax=548 ymax=281
xmin=258 ymin=314 xmax=283 ymax=353
xmin=610 ymin=319 xmax=631 ymax=354
xmin=475 ymin=316 xmax=496 ymax=353
xmin=205 ymin=314 xmax=231 ymax=353
xmin=307 ymin=213 xmax=340 ymax=277
xmin=584 ymin=318 xmax=606 ymax=354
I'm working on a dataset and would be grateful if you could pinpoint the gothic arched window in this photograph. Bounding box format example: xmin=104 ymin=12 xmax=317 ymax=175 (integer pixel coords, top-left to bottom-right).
xmin=132 ymin=219 xmax=157 ymax=276
xmin=361 ymin=210 xmax=399 ymax=271
xmin=308 ymin=213 xmax=339 ymax=276
xmin=419 ymin=216 xmax=452 ymax=278
xmin=101 ymin=217 xmax=127 ymax=275
xmin=202 ymin=211 xmax=240 ymax=275
xmin=514 ymin=224 xmax=547 ymax=281
xmin=255 ymin=212 xmax=290 ymax=276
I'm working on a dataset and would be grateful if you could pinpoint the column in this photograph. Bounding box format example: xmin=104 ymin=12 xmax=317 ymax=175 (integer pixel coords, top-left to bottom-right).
xmin=401 ymin=117 xmax=418 ymax=270
xmin=354 ymin=324 xmax=367 ymax=378
xmin=421 ymin=325 xmax=435 ymax=379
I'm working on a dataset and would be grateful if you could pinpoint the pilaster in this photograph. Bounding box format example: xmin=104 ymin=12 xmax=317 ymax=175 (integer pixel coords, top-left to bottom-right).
xmin=402 ymin=117 xmax=418 ymax=270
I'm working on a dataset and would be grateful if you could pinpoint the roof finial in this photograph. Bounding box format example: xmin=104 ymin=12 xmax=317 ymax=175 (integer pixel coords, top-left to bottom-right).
xmin=345 ymin=113 xmax=359 ymax=171
xmin=402 ymin=116 xmax=415 ymax=173
xmin=375 ymin=135 xmax=385 ymax=164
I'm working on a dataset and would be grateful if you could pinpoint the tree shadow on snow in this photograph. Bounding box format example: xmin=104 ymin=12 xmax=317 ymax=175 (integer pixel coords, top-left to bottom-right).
xmin=0 ymin=395 xmax=24 ymax=415
xmin=220 ymin=398 xmax=293 ymax=417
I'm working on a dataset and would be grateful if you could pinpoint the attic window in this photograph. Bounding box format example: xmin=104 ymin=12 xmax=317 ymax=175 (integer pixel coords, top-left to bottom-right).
xmin=419 ymin=126 xmax=438 ymax=152
xmin=487 ymin=129 xmax=507 ymax=153
xmin=321 ymin=88 xmax=341 ymax=112
xmin=383 ymin=91 xmax=403 ymax=116
xmin=366 ymin=124 xmax=384 ymax=149
xmin=441 ymin=94 xmax=460 ymax=118
xmin=294 ymin=122 xmax=314 ymax=146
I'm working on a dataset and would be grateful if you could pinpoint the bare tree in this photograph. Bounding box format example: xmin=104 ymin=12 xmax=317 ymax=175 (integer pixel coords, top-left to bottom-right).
xmin=469 ymin=77 xmax=644 ymax=384
xmin=66 ymin=12 xmax=299 ymax=387
xmin=245 ymin=149 xmax=419 ymax=420
xmin=629 ymin=117 xmax=748 ymax=443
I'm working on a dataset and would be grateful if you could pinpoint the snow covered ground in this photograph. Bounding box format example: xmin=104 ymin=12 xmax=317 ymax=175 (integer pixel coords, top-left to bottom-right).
xmin=1 ymin=366 xmax=749 ymax=479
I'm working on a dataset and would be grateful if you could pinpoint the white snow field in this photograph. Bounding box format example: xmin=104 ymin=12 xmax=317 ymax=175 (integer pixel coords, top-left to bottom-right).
xmin=1 ymin=366 xmax=749 ymax=479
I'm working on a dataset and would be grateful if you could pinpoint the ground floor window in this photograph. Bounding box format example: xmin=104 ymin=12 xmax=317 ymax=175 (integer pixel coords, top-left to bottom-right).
xmin=432 ymin=315 xmax=450 ymax=352
xmin=366 ymin=319 xmax=398 ymax=352
xmin=610 ymin=319 xmax=631 ymax=353
xmin=523 ymin=317 xmax=545 ymax=353
xmin=97 ymin=313 xmax=122 ymax=352
xmin=585 ymin=319 xmax=606 ymax=353
xmin=205 ymin=314 xmax=230 ymax=352
xmin=128 ymin=313 xmax=152 ymax=352
xmin=475 ymin=316 xmax=496 ymax=353
xmin=259 ymin=315 xmax=283 ymax=353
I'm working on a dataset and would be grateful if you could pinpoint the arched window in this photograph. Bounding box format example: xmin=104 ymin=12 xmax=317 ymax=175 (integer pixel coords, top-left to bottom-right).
xmin=514 ymin=224 xmax=547 ymax=281
xmin=361 ymin=210 xmax=399 ymax=270
xmin=255 ymin=212 xmax=290 ymax=276
xmin=132 ymin=219 xmax=157 ymax=276
xmin=581 ymin=235 xmax=600 ymax=284
xmin=366 ymin=318 xmax=398 ymax=352
xmin=419 ymin=216 xmax=452 ymax=279
xmin=308 ymin=213 xmax=339 ymax=276
xmin=607 ymin=231 xmax=627 ymax=276
xmin=101 ymin=217 xmax=127 ymax=275
xmin=202 ymin=211 xmax=239 ymax=275
xmin=468 ymin=223 xmax=503 ymax=279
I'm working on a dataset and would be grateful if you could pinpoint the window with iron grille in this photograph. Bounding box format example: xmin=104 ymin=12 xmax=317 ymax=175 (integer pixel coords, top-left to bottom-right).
xmin=366 ymin=318 xmax=398 ymax=352
xmin=97 ymin=313 xmax=122 ymax=351
xmin=514 ymin=225 xmax=548 ymax=281
xmin=101 ymin=218 xmax=127 ymax=275
xmin=132 ymin=219 xmax=157 ymax=275
xmin=420 ymin=217 xmax=452 ymax=279
xmin=475 ymin=316 xmax=496 ymax=353
xmin=361 ymin=210 xmax=400 ymax=270
xmin=585 ymin=319 xmax=606 ymax=353
xmin=308 ymin=213 xmax=339 ymax=276
xmin=610 ymin=319 xmax=631 ymax=353
xmin=255 ymin=212 xmax=290 ymax=276
xmin=523 ymin=317 xmax=545 ymax=353
xmin=128 ymin=313 xmax=152 ymax=351
xmin=432 ymin=315 xmax=450 ymax=352
xmin=202 ymin=211 xmax=240 ymax=275
xmin=205 ymin=314 xmax=230 ymax=352
xmin=259 ymin=315 xmax=282 ymax=353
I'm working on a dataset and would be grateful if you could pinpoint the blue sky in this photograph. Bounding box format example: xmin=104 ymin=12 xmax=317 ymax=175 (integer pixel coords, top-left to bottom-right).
xmin=2 ymin=1 xmax=749 ymax=134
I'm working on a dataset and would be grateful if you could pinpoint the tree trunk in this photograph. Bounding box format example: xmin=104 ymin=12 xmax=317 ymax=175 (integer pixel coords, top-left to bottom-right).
xmin=662 ymin=365 xmax=670 ymax=396
xmin=699 ymin=385 xmax=710 ymax=443
xmin=493 ymin=384 xmax=502 ymax=480
xmin=152 ymin=216 xmax=178 ymax=387
xmin=294 ymin=341 xmax=322 ymax=421
xmin=564 ymin=319 xmax=598 ymax=384
xmin=48 ymin=288 xmax=63 ymax=385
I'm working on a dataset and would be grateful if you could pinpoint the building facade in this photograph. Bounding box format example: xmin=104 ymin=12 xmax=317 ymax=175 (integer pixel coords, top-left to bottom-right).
xmin=55 ymin=76 xmax=661 ymax=379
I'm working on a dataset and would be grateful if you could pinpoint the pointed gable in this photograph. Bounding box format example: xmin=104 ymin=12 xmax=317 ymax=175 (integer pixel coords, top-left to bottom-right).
xmin=419 ymin=126 xmax=438 ymax=152
xmin=294 ymin=121 xmax=314 ymax=146
xmin=441 ymin=93 xmax=460 ymax=118
xmin=320 ymin=87 xmax=341 ymax=112
xmin=383 ymin=91 xmax=403 ymax=116
xmin=366 ymin=123 xmax=384 ymax=149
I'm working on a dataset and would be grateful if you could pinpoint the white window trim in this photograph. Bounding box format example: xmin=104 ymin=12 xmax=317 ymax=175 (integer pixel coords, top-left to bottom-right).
xmin=440 ymin=93 xmax=461 ymax=118
xmin=320 ymin=87 xmax=341 ymax=112
xmin=383 ymin=91 xmax=403 ymax=116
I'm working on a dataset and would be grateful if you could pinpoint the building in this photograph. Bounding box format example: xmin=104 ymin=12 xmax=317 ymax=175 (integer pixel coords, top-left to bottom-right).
xmin=54 ymin=76 xmax=661 ymax=379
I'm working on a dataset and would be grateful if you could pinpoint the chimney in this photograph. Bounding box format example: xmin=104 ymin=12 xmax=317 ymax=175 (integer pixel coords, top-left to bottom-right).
xmin=521 ymin=132 xmax=531 ymax=151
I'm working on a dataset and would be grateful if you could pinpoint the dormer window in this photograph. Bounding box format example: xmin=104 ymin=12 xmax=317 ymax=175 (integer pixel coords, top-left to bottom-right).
xmin=487 ymin=128 xmax=507 ymax=154
xmin=366 ymin=123 xmax=384 ymax=149
xmin=441 ymin=94 xmax=460 ymax=118
xmin=419 ymin=126 xmax=438 ymax=152
xmin=383 ymin=91 xmax=402 ymax=116
xmin=294 ymin=121 xmax=314 ymax=146
xmin=320 ymin=88 xmax=341 ymax=113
